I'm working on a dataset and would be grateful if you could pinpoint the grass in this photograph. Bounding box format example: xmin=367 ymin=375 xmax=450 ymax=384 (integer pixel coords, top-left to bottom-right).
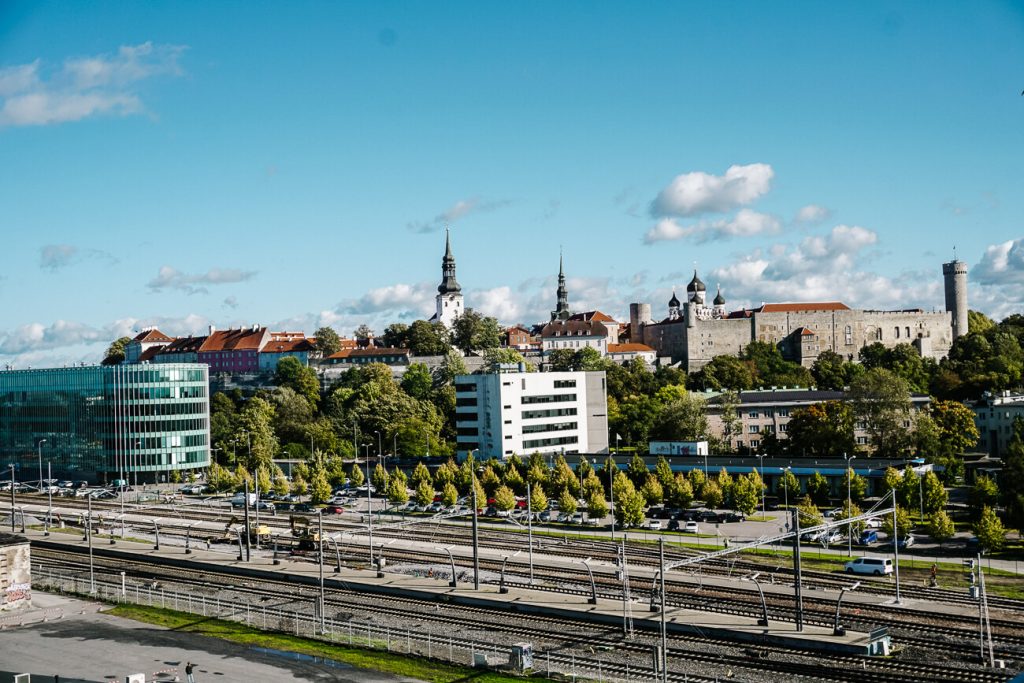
xmin=106 ymin=603 xmax=553 ymax=682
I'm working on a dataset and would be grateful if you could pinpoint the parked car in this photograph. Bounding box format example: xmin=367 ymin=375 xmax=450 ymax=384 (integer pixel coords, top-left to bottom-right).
xmin=864 ymin=517 xmax=883 ymax=529
xmin=58 ymin=480 xmax=74 ymax=489
xmin=682 ymin=521 xmax=700 ymax=533
xmin=255 ymin=500 xmax=275 ymax=512
xmin=822 ymin=530 xmax=845 ymax=544
xmin=571 ymin=513 xmax=584 ymax=524
xmin=648 ymin=520 xmax=662 ymax=530
xmin=696 ymin=510 xmax=721 ymax=523
xmin=844 ymin=557 xmax=893 ymax=576
xmin=722 ymin=511 xmax=746 ymax=523
xmin=322 ymin=504 xmax=344 ymax=514
xmin=855 ymin=530 xmax=878 ymax=546
xmin=667 ymin=518 xmax=681 ymax=531
xmin=895 ymin=535 xmax=915 ymax=549
xmin=539 ymin=511 xmax=552 ymax=522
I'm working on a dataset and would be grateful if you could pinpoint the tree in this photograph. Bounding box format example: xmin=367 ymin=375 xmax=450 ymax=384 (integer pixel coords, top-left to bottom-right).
xmin=314 ymin=326 xmax=343 ymax=358
xmin=849 ymin=368 xmax=913 ymax=457
xmin=558 ymin=488 xmax=578 ymax=516
xmin=415 ymin=480 xmax=435 ymax=507
xmin=668 ymin=473 xmax=694 ymax=509
xmin=968 ymin=310 xmax=996 ymax=335
xmin=969 ymin=475 xmax=999 ymax=518
xmin=796 ymin=495 xmax=823 ymax=528
xmin=973 ymin=506 xmax=1007 ymax=553
xmin=354 ymin=324 xmax=374 ymax=341
xmin=717 ymin=391 xmax=743 ymax=453
xmin=920 ymin=470 xmax=948 ymax=514
xmin=806 ymin=471 xmax=831 ymax=506
xmin=206 ymin=462 xmax=236 ymax=492
xmin=255 ymin=465 xmax=273 ymax=494
xmin=528 ymin=484 xmax=547 ymax=513
xmin=441 ymin=482 xmax=458 ymax=507
xmin=845 ymin=468 xmax=867 ymax=504
xmin=653 ymin=457 xmax=674 ymax=490
xmin=371 ymin=463 xmax=390 ymax=492
xmin=104 ymin=336 xmax=131 ymax=364
xmin=381 ymin=323 xmax=410 ymax=349
xmin=586 ymin=489 xmax=608 ymax=520
xmin=927 ymin=510 xmax=955 ymax=546
xmin=504 ymin=462 xmax=525 ymax=495
xmin=411 ymin=461 xmax=432 ymax=489
xmin=236 ymin=397 xmax=279 ymax=468
xmin=881 ymin=466 xmax=902 ymax=497
xmin=786 ymin=401 xmax=856 ymax=458
xmin=701 ymin=479 xmax=723 ymax=509
xmin=434 ymin=460 xmax=456 ymax=488
xmin=493 ymin=485 xmax=516 ymax=512
xmin=401 ymin=363 xmax=434 ymax=402
xmin=348 ymin=462 xmax=365 ymax=487
xmin=387 ymin=471 xmax=410 ymax=504
xmin=777 ymin=468 xmax=800 ymax=504
xmin=407 ymin=320 xmax=452 ymax=356
xmin=1003 ymin=418 xmax=1024 ymax=533
xmin=651 ymin=393 xmax=709 ymax=441
xmin=615 ymin=486 xmax=646 ymax=528
xmin=837 ymin=501 xmax=864 ymax=536
xmin=715 ymin=468 xmax=735 ymax=508
xmin=291 ymin=472 xmax=308 ymax=497
xmin=882 ymin=506 xmax=912 ymax=540
xmin=309 ymin=463 xmax=331 ymax=504
xmin=482 ymin=347 xmax=535 ymax=372
xmin=627 ymin=453 xmax=649 ymax=487
xmin=690 ymin=355 xmax=756 ymax=391
xmin=739 ymin=340 xmax=814 ymax=388
xmin=640 ymin=474 xmax=664 ymax=506
xmin=811 ymin=350 xmax=858 ymax=391
xmin=452 ymin=309 xmax=502 ymax=353
xmin=898 ymin=466 xmax=919 ymax=509
xmin=732 ymin=474 xmax=760 ymax=516
xmin=275 ymin=356 xmax=320 ymax=406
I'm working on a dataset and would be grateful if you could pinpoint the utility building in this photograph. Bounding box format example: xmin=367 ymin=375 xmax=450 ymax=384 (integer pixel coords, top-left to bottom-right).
xmin=454 ymin=367 xmax=609 ymax=460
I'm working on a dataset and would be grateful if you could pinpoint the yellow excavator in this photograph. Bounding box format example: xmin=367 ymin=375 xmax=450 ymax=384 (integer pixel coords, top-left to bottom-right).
xmin=290 ymin=515 xmax=320 ymax=553
xmin=215 ymin=516 xmax=272 ymax=544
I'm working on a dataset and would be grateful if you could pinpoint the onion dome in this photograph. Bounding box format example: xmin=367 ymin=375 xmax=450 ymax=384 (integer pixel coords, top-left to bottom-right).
xmin=714 ymin=286 xmax=725 ymax=306
xmin=668 ymin=290 xmax=680 ymax=307
xmin=686 ymin=270 xmax=706 ymax=293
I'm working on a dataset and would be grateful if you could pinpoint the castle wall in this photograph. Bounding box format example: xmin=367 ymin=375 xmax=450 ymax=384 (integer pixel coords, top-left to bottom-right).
xmin=685 ymin=317 xmax=751 ymax=370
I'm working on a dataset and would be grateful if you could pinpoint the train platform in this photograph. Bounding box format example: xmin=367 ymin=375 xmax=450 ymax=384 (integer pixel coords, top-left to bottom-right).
xmin=24 ymin=528 xmax=894 ymax=656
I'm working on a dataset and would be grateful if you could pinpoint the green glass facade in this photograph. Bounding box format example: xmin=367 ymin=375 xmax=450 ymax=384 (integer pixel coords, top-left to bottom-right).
xmin=0 ymin=363 xmax=210 ymax=483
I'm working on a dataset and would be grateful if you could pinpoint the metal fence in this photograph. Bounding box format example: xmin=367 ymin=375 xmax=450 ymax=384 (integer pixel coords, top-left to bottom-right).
xmin=33 ymin=567 xmax=672 ymax=683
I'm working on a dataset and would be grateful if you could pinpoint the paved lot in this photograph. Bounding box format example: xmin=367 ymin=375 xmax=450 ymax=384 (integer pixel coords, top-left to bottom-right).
xmin=0 ymin=594 xmax=422 ymax=683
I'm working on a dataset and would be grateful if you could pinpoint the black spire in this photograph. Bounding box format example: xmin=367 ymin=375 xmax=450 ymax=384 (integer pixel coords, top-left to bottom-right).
xmin=686 ymin=269 xmax=706 ymax=293
xmin=551 ymin=252 xmax=570 ymax=321
xmin=437 ymin=227 xmax=461 ymax=294
xmin=668 ymin=290 xmax=680 ymax=307
xmin=713 ymin=285 xmax=725 ymax=306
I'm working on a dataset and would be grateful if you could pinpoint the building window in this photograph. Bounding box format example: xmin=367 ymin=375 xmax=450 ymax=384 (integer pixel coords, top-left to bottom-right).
xmin=748 ymin=411 xmax=759 ymax=418
xmin=895 ymin=327 xmax=900 ymax=339
xmin=748 ymin=425 xmax=760 ymax=434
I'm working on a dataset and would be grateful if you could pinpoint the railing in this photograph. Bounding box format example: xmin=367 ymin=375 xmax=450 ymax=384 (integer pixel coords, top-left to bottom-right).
xmin=32 ymin=566 xmax=671 ymax=683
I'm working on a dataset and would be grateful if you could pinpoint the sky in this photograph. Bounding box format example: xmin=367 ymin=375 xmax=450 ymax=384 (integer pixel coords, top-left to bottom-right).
xmin=1 ymin=1 xmax=1023 ymax=368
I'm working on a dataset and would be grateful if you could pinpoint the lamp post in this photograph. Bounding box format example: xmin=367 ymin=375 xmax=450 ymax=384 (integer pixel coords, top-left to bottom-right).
xmin=318 ymin=511 xmax=325 ymax=633
xmin=526 ymin=481 xmax=534 ymax=585
xmin=86 ymin=492 xmax=96 ymax=594
xmin=9 ymin=465 xmax=15 ymax=532
xmin=833 ymin=581 xmax=860 ymax=635
xmin=468 ymin=448 xmax=480 ymax=590
xmin=608 ymin=457 xmax=616 ymax=541
xmin=365 ymin=449 xmax=374 ymax=573
xmin=742 ymin=572 xmax=770 ymax=627
xmin=36 ymin=438 xmax=46 ymax=493
xmin=45 ymin=462 xmax=52 ymax=536
xmin=375 ymin=431 xmax=382 ymax=463
xmin=845 ymin=453 xmax=856 ymax=558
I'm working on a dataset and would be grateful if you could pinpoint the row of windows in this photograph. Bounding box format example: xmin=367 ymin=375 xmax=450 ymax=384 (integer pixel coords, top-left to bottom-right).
xmin=124 ymin=417 xmax=207 ymax=433
xmin=522 ymin=421 xmax=578 ymax=435
xmin=455 ymin=397 xmax=478 ymax=407
xmin=522 ymin=407 xmax=578 ymax=420
xmin=745 ymin=409 xmax=790 ymax=419
xmin=121 ymin=385 xmax=206 ymax=400
xmin=521 ymin=393 xmax=577 ymax=405
xmin=523 ymin=435 xmax=579 ymax=449
xmin=553 ymin=380 xmax=577 ymax=389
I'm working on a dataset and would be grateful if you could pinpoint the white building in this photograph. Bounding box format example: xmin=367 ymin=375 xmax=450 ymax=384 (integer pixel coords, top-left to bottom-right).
xmin=972 ymin=392 xmax=1024 ymax=456
xmin=454 ymin=367 xmax=609 ymax=460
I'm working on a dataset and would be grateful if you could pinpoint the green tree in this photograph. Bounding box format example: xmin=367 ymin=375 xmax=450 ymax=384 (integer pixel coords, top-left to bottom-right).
xmin=309 ymin=463 xmax=331 ymax=504
xmin=930 ymin=400 xmax=979 ymax=455
xmin=482 ymin=347 xmax=535 ymax=372
xmin=882 ymin=466 xmax=902 ymax=498
xmin=927 ymin=510 xmax=955 ymax=546
xmin=651 ymin=393 xmax=709 ymax=441
xmin=715 ymin=468 xmax=735 ymax=508
xmin=716 ymin=391 xmax=744 ymax=453
xmin=371 ymin=463 xmax=390 ymax=492
xmin=640 ymin=474 xmax=664 ymax=505
xmin=786 ymin=402 xmax=856 ymax=458
xmin=381 ymin=323 xmax=410 ymax=349
xmin=411 ymin=461 xmax=432 ymax=489
xmin=504 ymin=462 xmax=525 ymax=495
xmin=688 ymin=468 xmax=707 ymax=497
xmin=553 ymin=488 xmax=573 ymax=516
xmin=441 ymin=482 xmax=458 ymax=507
xmin=968 ymin=310 xmax=995 ymax=335
xmin=400 ymin=363 xmax=434 ymax=402
xmin=407 ymin=320 xmax=452 ymax=356
xmin=206 ymin=462 xmax=236 ymax=492
xmin=898 ymin=466 xmax=919 ymax=509
xmin=452 ymin=309 xmax=502 ymax=353
xmin=732 ymin=474 xmax=760 ymax=516
xmin=387 ymin=472 xmax=410 ymax=504
xmin=236 ymin=396 xmax=279 ymax=469
xmin=272 ymin=467 xmax=290 ymax=497
xmin=837 ymin=501 xmax=864 ymax=536
xmin=845 ymin=468 xmax=867 ymax=504
xmin=314 ymin=326 xmax=343 ymax=358
xmin=1003 ymin=418 xmax=1024 ymax=533
xmin=973 ymin=506 xmax=1007 ymax=553
xmin=882 ymin=506 xmax=912 ymax=540
xmin=104 ymin=336 xmax=131 ymax=364
xmin=690 ymin=355 xmax=756 ymax=391
xmin=209 ymin=392 xmax=238 ymax=463
xmin=255 ymin=465 xmax=273 ymax=494
xmin=806 ymin=471 xmax=831 ymax=506
xmin=849 ymin=368 xmax=913 ymax=457
xmin=627 ymin=453 xmax=649 ymax=487
xmin=777 ymin=468 xmax=800 ymax=504
xmin=969 ymin=475 xmax=999 ymax=518
xmin=615 ymin=486 xmax=646 ymax=528
xmin=653 ymin=457 xmax=674 ymax=490
xmin=275 ymin=356 xmax=320 ymax=406
xmin=739 ymin=340 xmax=814 ymax=388
xmin=528 ymin=484 xmax=547 ymax=513
xmin=290 ymin=472 xmax=308 ymax=497
xmin=415 ymin=480 xmax=434 ymax=506
xmin=493 ymin=485 xmax=516 ymax=512
xmin=796 ymin=494 xmax=823 ymax=527
xmin=811 ymin=350 xmax=859 ymax=391
xmin=234 ymin=464 xmax=253 ymax=489
xmin=668 ymin=473 xmax=694 ymax=509
xmin=586 ymin=489 xmax=608 ymax=520
xmin=348 ymin=462 xmax=365 ymax=487
xmin=434 ymin=460 xmax=456 ymax=488
xmin=920 ymin=470 xmax=948 ymax=514
xmin=701 ymin=479 xmax=724 ymax=509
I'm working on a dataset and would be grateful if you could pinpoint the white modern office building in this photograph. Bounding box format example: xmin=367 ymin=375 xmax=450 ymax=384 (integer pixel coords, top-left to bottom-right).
xmin=454 ymin=367 xmax=609 ymax=460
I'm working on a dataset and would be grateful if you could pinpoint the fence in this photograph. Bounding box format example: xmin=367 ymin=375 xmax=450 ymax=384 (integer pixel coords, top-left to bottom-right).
xmin=33 ymin=567 xmax=671 ymax=683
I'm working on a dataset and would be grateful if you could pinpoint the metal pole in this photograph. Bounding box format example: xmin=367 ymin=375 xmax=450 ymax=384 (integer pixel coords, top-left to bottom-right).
xmin=846 ymin=454 xmax=856 ymax=558
xmin=527 ymin=482 xmax=534 ymax=584
xmin=367 ymin=460 xmax=374 ymax=572
xmin=37 ymin=438 xmax=46 ymax=495
xmin=792 ymin=507 xmax=803 ymax=631
xmin=253 ymin=467 xmax=261 ymax=549
xmin=87 ymin=492 xmax=95 ymax=593
xmin=892 ymin=491 xmax=901 ymax=604
xmin=659 ymin=537 xmax=668 ymax=683
xmin=318 ymin=512 xmax=325 ymax=633
xmin=919 ymin=470 xmax=924 ymax=524
xmin=9 ymin=465 xmax=15 ymax=532
xmin=609 ymin=459 xmax=615 ymax=541
xmin=45 ymin=462 xmax=52 ymax=536
xmin=243 ymin=479 xmax=251 ymax=561
xmin=472 ymin=475 xmax=480 ymax=590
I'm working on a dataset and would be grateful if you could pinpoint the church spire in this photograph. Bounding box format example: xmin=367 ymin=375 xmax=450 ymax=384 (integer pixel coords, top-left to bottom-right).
xmin=551 ymin=250 xmax=570 ymax=321
xmin=437 ymin=227 xmax=461 ymax=294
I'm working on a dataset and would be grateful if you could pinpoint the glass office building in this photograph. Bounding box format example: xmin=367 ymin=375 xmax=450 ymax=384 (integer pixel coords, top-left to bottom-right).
xmin=0 ymin=363 xmax=210 ymax=483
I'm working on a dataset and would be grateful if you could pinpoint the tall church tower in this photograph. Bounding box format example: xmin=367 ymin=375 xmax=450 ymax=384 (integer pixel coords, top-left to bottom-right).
xmin=550 ymin=253 xmax=571 ymax=321
xmin=942 ymin=258 xmax=968 ymax=340
xmin=434 ymin=228 xmax=464 ymax=328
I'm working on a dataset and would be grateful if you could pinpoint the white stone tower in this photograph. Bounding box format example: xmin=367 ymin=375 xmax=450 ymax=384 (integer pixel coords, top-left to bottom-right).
xmin=433 ymin=228 xmax=464 ymax=329
xmin=942 ymin=258 xmax=968 ymax=340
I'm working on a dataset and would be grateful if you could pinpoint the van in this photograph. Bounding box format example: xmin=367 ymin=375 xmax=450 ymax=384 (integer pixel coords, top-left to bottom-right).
xmin=844 ymin=557 xmax=893 ymax=576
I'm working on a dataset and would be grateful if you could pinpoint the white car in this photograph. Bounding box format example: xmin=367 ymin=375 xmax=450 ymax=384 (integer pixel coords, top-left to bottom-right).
xmin=682 ymin=521 xmax=699 ymax=533
xmin=864 ymin=517 xmax=883 ymax=529
xmin=647 ymin=520 xmax=662 ymax=530
xmin=844 ymin=557 xmax=893 ymax=576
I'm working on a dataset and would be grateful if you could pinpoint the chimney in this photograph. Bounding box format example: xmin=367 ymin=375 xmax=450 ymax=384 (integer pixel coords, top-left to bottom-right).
xmin=208 ymin=324 xmax=216 ymax=335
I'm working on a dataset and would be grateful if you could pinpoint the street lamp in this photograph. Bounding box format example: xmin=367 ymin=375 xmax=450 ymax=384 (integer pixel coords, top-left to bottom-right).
xmin=375 ymin=431 xmax=382 ymax=462
xmin=742 ymin=572 xmax=770 ymax=627
xmin=36 ymin=438 xmax=46 ymax=493
xmin=833 ymin=581 xmax=861 ymax=636
xmin=8 ymin=465 xmax=15 ymax=532
xmin=755 ymin=453 xmax=767 ymax=520
xmin=468 ymin=448 xmax=481 ymax=590
xmin=845 ymin=453 xmax=856 ymax=558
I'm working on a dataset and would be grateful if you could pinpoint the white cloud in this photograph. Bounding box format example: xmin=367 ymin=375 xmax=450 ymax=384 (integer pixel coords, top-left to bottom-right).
xmin=644 ymin=209 xmax=781 ymax=244
xmin=39 ymin=244 xmax=117 ymax=271
xmin=794 ymin=204 xmax=831 ymax=225
xmin=972 ymin=239 xmax=1024 ymax=285
xmin=147 ymin=266 xmax=257 ymax=295
xmin=341 ymin=281 xmax=436 ymax=316
xmin=407 ymin=197 xmax=513 ymax=233
xmin=472 ymin=286 xmax=522 ymax=321
xmin=651 ymin=163 xmax=774 ymax=217
xmin=0 ymin=42 xmax=185 ymax=127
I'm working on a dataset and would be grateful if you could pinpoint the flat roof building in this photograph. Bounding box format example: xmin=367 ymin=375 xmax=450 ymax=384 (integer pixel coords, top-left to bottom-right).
xmin=454 ymin=367 xmax=609 ymax=460
xmin=0 ymin=364 xmax=210 ymax=484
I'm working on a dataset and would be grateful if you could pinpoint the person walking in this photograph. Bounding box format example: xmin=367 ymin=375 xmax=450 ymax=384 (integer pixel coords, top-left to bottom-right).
xmin=185 ymin=661 xmax=196 ymax=683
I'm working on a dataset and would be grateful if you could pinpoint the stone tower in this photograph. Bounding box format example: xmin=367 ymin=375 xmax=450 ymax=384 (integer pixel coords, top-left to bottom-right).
xmin=434 ymin=228 xmax=464 ymax=328
xmin=550 ymin=253 xmax=570 ymax=321
xmin=942 ymin=258 xmax=968 ymax=340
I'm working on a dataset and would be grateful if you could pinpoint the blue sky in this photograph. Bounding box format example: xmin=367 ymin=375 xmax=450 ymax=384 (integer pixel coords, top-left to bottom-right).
xmin=2 ymin=1 xmax=1023 ymax=367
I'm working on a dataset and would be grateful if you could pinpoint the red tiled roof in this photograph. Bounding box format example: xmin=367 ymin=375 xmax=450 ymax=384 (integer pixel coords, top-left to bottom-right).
xmin=540 ymin=320 xmax=609 ymax=337
xmin=133 ymin=328 xmax=173 ymax=343
xmin=138 ymin=346 xmax=163 ymax=362
xmin=569 ymin=310 xmax=617 ymax=323
xmin=326 ymin=347 xmax=410 ymax=359
xmin=797 ymin=327 xmax=816 ymax=336
xmin=757 ymin=302 xmax=850 ymax=313
xmin=158 ymin=336 xmax=206 ymax=354
xmin=262 ymin=338 xmax=315 ymax=354
xmin=199 ymin=327 xmax=269 ymax=353
xmin=608 ymin=343 xmax=655 ymax=353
